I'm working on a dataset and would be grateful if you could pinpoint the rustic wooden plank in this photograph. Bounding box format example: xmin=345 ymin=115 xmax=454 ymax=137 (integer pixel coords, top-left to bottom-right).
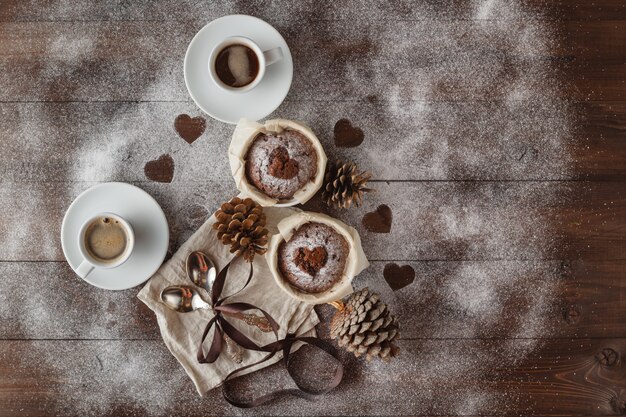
xmin=0 ymin=181 xmax=623 ymax=262
xmin=1 ymin=338 xmax=625 ymax=416
xmin=2 ymin=259 xmax=624 ymax=341
xmin=2 ymin=101 xmax=622 ymax=182
xmin=545 ymin=0 xmax=626 ymax=20
xmin=313 ymin=180 xmax=626 ymax=262
xmin=571 ymin=101 xmax=626 ymax=181
xmin=506 ymin=338 xmax=626 ymax=416
xmin=1 ymin=0 xmax=625 ymax=22
xmin=559 ymin=19 xmax=626 ymax=61
xmin=0 ymin=261 xmax=158 ymax=340
xmin=0 ymin=2 xmax=622 ymax=417
xmin=0 ymin=20 xmax=622 ymax=102
xmin=320 ymin=258 xmax=626 ymax=340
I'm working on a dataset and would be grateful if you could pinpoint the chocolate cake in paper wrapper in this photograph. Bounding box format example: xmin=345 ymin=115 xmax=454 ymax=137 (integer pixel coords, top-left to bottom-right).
xmin=267 ymin=210 xmax=369 ymax=304
xmin=228 ymin=118 xmax=327 ymax=206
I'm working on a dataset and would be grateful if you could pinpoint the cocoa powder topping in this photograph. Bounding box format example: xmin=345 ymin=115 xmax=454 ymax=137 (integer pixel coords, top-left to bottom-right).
xmin=267 ymin=146 xmax=299 ymax=179
xmin=294 ymin=246 xmax=328 ymax=276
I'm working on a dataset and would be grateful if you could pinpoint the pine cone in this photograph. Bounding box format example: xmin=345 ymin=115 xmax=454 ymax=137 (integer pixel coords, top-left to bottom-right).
xmin=322 ymin=160 xmax=372 ymax=209
xmin=330 ymin=287 xmax=400 ymax=362
xmin=212 ymin=197 xmax=269 ymax=262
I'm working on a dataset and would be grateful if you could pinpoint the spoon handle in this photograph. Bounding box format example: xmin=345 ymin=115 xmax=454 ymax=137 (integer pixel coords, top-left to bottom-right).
xmin=223 ymin=311 xmax=274 ymax=333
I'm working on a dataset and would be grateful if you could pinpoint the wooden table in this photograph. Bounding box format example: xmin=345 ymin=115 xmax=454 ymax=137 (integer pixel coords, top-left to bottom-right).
xmin=1 ymin=1 xmax=625 ymax=416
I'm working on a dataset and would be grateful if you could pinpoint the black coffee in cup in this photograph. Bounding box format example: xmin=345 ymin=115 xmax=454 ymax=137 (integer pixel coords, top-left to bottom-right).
xmin=214 ymin=44 xmax=260 ymax=88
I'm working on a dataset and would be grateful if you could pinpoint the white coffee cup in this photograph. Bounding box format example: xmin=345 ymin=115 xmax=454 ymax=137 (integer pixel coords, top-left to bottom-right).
xmin=76 ymin=212 xmax=135 ymax=278
xmin=208 ymin=36 xmax=283 ymax=93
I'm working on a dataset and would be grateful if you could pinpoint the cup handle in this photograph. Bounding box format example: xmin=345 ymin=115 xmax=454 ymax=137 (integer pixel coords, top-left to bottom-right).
xmin=76 ymin=259 xmax=95 ymax=278
xmin=263 ymin=47 xmax=283 ymax=66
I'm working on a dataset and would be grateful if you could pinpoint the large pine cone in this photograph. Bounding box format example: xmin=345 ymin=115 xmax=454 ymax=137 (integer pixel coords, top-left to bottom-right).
xmin=212 ymin=197 xmax=269 ymax=262
xmin=322 ymin=160 xmax=372 ymax=209
xmin=330 ymin=287 xmax=400 ymax=362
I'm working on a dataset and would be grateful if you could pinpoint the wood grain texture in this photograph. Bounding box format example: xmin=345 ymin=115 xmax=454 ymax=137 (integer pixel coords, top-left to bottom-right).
xmin=1 ymin=338 xmax=625 ymax=416
xmin=0 ymin=0 xmax=624 ymax=416
xmin=1 ymin=0 xmax=625 ymax=22
xmin=0 ymin=101 xmax=623 ymax=182
xmin=0 ymin=180 xmax=623 ymax=262
xmin=1 ymin=259 xmax=625 ymax=341
xmin=0 ymin=20 xmax=623 ymax=101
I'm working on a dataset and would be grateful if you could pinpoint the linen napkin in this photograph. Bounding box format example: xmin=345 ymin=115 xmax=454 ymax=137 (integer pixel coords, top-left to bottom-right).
xmin=138 ymin=206 xmax=319 ymax=396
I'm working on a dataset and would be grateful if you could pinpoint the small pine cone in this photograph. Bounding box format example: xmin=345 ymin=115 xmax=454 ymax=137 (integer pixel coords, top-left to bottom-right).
xmin=212 ymin=197 xmax=269 ymax=262
xmin=330 ymin=287 xmax=400 ymax=362
xmin=322 ymin=160 xmax=372 ymax=209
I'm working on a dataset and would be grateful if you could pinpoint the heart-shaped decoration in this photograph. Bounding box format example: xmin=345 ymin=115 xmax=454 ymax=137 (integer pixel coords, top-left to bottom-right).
xmin=174 ymin=114 xmax=206 ymax=144
xmin=144 ymin=154 xmax=174 ymax=183
xmin=294 ymin=246 xmax=328 ymax=276
xmin=334 ymin=118 xmax=364 ymax=147
xmin=268 ymin=146 xmax=299 ymax=179
xmin=362 ymin=204 xmax=392 ymax=233
xmin=383 ymin=263 xmax=415 ymax=291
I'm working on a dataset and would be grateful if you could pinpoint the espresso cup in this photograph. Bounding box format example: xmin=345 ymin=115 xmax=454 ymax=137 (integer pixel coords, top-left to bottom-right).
xmin=208 ymin=36 xmax=283 ymax=93
xmin=76 ymin=212 xmax=135 ymax=278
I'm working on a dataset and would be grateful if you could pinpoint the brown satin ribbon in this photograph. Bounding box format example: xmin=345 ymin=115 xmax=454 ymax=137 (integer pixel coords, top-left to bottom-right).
xmin=196 ymin=256 xmax=344 ymax=408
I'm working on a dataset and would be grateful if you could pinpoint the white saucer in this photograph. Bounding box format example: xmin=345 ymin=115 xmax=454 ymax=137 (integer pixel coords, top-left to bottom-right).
xmin=61 ymin=183 xmax=169 ymax=291
xmin=184 ymin=15 xmax=293 ymax=124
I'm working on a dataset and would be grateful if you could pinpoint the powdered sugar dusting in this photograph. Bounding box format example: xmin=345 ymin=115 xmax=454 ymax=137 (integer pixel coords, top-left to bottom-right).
xmin=245 ymin=130 xmax=318 ymax=200
xmin=448 ymin=263 xmax=503 ymax=317
xmin=326 ymin=0 xmax=571 ymax=412
xmin=48 ymin=32 xmax=96 ymax=62
xmin=11 ymin=341 xmax=203 ymax=416
xmin=341 ymin=183 xmax=569 ymax=412
xmin=278 ymin=222 xmax=349 ymax=293
xmin=0 ymin=261 xmax=157 ymax=340
xmin=476 ymin=0 xmax=497 ymax=20
xmin=0 ymin=0 xmax=578 ymax=415
xmin=288 ymin=0 xmax=574 ymax=181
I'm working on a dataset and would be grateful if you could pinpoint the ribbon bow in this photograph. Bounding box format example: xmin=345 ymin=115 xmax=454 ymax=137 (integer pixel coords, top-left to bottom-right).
xmin=196 ymin=256 xmax=344 ymax=408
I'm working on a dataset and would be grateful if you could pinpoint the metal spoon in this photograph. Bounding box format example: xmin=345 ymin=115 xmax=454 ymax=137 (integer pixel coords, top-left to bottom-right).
xmin=160 ymin=285 xmax=210 ymax=313
xmin=160 ymin=285 xmax=273 ymax=333
xmin=185 ymin=251 xmax=274 ymax=333
xmin=160 ymin=285 xmax=243 ymax=363
xmin=185 ymin=251 xmax=216 ymax=293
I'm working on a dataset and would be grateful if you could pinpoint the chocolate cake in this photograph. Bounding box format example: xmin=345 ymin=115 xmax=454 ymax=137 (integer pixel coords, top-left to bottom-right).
xmin=244 ymin=129 xmax=318 ymax=200
xmin=278 ymin=222 xmax=349 ymax=293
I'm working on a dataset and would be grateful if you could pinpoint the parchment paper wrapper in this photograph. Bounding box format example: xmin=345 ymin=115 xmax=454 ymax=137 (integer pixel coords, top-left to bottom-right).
xmin=138 ymin=206 xmax=319 ymax=396
xmin=267 ymin=211 xmax=370 ymax=304
xmin=228 ymin=118 xmax=327 ymax=207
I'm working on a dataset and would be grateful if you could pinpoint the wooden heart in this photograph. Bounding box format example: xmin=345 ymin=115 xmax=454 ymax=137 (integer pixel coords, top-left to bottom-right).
xmin=174 ymin=114 xmax=206 ymax=144
xmin=294 ymin=246 xmax=328 ymax=275
xmin=144 ymin=154 xmax=174 ymax=183
xmin=362 ymin=204 xmax=392 ymax=233
xmin=334 ymin=118 xmax=364 ymax=147
xmin=383 ymin=263 xmax=415 ymax=291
